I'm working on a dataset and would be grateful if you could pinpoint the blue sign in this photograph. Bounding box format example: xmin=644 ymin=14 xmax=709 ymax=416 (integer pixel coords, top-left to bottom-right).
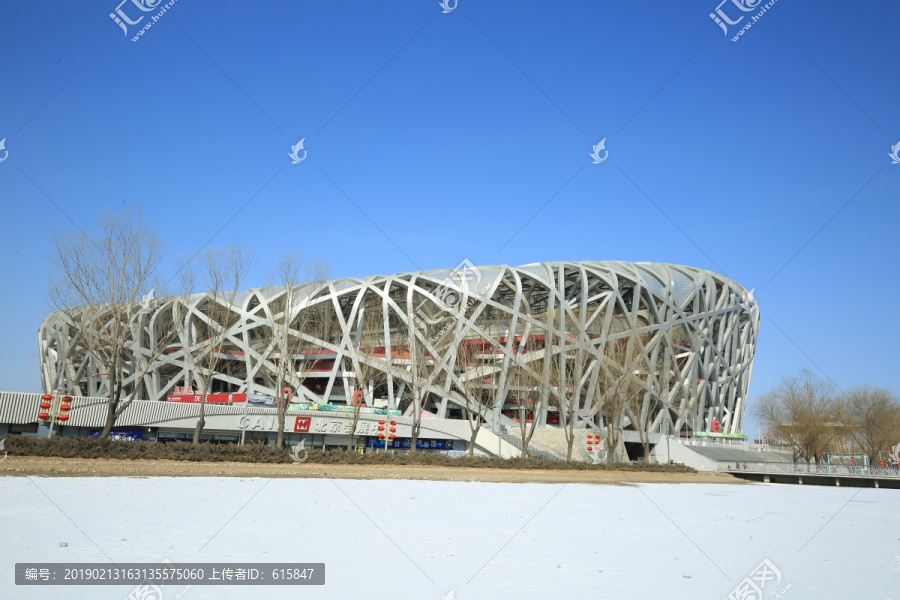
xmin=365 ymin=438 xmax=454 ymax=450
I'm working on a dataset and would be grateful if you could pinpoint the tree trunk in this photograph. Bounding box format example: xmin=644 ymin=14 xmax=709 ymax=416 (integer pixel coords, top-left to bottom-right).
xmin=410 ymin=419 xmax=420 ymax=452
xmin=276 ymin=397 xmax=286 ymax=448
xmin=524 ymin=428 xmax=536 ymax=458
xmin=521 ymin=418 xmax=538 ymax=459
xmin=519 ymin=422 xmax=529 ymax=458
xmin=100 ymin=356 xmax=122 ymax=438
xmin=467 ymin=412 xmax=482 ymax=457
xmin=409 ymin=398 xmax=421 ymax=452
xmin=347 ymin=406 xmax=360 ymax=451
xmin=193 ymin=392 xmax=208 ymax=444
xmin=467 ymin=424 xmax=479 ymax=457
xmin=605 ymin=423 xmax=618 ymax=465
xmin=275 ymin=372 xmax=285 ymax=448
xmin=566 ymin=433 xmax=574 ymax=462
xmin=100 ymin=396 xmax=118 ymax=438
xmin=101 ymin=383 xmax=122 ymax=439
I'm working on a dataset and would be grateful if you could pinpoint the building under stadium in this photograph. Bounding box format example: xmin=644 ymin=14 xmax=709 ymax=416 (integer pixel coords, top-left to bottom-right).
xmin=16 ymin=260 xmax=759 ymax=461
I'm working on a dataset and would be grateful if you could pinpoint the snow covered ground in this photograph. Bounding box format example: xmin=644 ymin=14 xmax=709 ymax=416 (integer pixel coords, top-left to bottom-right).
xmin=1 ymin=476 xmax=898 ymax=599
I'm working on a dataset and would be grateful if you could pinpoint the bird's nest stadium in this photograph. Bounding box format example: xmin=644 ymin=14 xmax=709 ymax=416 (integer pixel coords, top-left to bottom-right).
xmin=33 ymin=260 xmax=758 ymax=459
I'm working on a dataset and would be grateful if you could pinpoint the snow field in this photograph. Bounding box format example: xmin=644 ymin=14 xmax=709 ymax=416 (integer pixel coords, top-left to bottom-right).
xmin=1 ymin=476 xmax=899 ymax=599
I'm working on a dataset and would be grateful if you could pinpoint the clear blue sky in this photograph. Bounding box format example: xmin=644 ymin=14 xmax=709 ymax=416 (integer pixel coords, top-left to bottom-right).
xmin=1 ymin=1 xmax=897 ymax=438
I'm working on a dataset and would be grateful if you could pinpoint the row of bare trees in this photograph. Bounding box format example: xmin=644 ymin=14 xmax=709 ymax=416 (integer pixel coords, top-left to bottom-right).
xmin=305 ymin=289 xmax=670 ymax=461
xmin=418 ymin=300 xmax=668 ymax=463
xmin=49 ymin=209 xmax=332 ymax=442
xmin=753 ymin=369 xmax=900 ymax=464
xmin=49 ymin=210 xmax=678 ymax=457
xmin=493 ymin=307 xmax=672 ymax=464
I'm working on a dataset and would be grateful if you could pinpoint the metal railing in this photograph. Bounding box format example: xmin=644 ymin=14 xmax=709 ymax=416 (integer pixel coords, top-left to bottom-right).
xmin=721 ymin=461 xmax=900 ymax=477
xmin=681 ymin=436 xmax=750 ymax=450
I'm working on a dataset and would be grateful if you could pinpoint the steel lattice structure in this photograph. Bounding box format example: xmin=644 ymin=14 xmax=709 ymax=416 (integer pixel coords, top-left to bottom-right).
xmin=39 ymin=260 xmax=759 ymax=436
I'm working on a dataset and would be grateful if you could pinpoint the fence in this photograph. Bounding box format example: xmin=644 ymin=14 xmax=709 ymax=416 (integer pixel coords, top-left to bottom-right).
xmin=680 ymin=436 xmax=750 ymax=450
xmin=721 ymin=461 xmax=900 ymax=477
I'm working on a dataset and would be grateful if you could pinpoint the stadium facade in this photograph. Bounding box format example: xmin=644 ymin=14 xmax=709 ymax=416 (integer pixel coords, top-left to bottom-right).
xmin=36 ymin=260 xmax=759 ymax=455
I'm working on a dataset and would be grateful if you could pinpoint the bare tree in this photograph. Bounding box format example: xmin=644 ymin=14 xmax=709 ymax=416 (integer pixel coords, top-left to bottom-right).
xmin=392 ymin=287 xmax=459 ymax=453
xmin=593 ymin=335 xmax=645 ymax=464
xmin=548 ymin=304 xmax=598 ymax=462
xmin=346 ymin=295 xmax=385 ymax=451
xmin=753 ymin=369 xmax=837 ymax=465
xmin=192 ymin=246 xmax=253 ymax=444
xmin=627 ymin=327 xmax=677 ymax=464
xmin=507 ymin=324 xmax=550 ymax=459
xmin=405 ymin=323 xmax=455 ymax=453
xmin=265 ymin=253 xmax=330 ymax=448
xmin=840 ymin=386 xmax=900 ymax=464
xmin=453 ymin=335 xmax=499 ymax=457
xmin=49 ymin=209 xmax=170 ymax=438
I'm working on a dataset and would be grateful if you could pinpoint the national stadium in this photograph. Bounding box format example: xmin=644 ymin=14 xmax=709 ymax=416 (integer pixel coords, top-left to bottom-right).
xmin=9 ymin=260 xmax=758 ymax=461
